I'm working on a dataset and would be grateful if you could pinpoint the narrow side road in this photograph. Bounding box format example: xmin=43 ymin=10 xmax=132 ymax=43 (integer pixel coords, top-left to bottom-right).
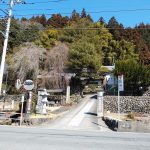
xmin=46 ymin=94 xmax=109 ymax=131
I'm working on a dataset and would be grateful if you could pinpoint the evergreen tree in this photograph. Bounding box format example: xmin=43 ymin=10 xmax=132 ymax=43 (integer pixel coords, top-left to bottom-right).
xmin=70 ymin=10 xmax=80 ymax=22
xmin=139 ymin=44 xmax=150 ymax=67
xmin=21 ymin=17 xmax=27 ymax=22
xmin=39 ymin=14 xmax=47 ymax=27
xmin=81 ymin=8 xmax=87 ymax=18
xmin=35 ymin=29 xmax=58 ymax=49
xmin=99 ymin=17 xmax=106 ymax=25
xmin=107 ymin=16 xmax=124 ymax=40
xmin=86 ymin=14 xmax=93 ymax=22
xmin=47 ymin=14 xmax=68 ymax=27
xmin=114 ymin=60 xmax=150 ymax=95
xmin=68 ymin=41 xmax=101 ymax=75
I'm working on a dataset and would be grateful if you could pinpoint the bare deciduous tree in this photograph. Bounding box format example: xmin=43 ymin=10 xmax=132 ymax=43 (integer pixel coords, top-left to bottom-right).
xmin=10 ymin=42 xmax=46 ymax=82
xmin=40 ymin=43 xmax=69 ymax=89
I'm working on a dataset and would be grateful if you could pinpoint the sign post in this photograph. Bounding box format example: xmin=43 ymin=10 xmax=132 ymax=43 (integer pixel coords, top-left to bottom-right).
xmin=20 ymin=94 xmax=24 ymax=126
xmin=23 ymin=80 xmax=34 ymax=120
xmin=118 ymin=75 xmax=124 ymax=118
xmin=15 ymin=79 xmax=22 ymax=90
xmin=23 ymin=80 xmax=34 ymax=91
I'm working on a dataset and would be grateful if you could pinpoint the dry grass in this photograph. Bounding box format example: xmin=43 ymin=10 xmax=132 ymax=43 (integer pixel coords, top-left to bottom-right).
xmin=30 ymin=113 xmax=58 ymax=119
xmin=104 ymin=112 xmax=149 ymax=121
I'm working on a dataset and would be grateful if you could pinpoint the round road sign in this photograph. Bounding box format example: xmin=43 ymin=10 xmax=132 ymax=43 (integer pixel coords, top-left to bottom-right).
xmin=23 ymin=80 xmax=34 ymax=91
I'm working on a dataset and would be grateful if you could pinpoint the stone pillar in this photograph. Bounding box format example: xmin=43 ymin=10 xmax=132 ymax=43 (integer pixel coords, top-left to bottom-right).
xmin=25 ymin=91 xmax=32 ymax=120
xmin=66 ymin=86 xmax=70 ymax=103
xmin=36 ymin=89 xmax=48 ymax=114
xmin=11 ymin=100 xmax=14 ymax=110
xmin=97 ymin=91 xmax=104 ymax=117
xmin=42 ymin=102 xmax=47 ymax=114
xmin=27 ymin=91 xmax=32 ymax=114
xmin=41 ymin=94 xmax=48 ymax=115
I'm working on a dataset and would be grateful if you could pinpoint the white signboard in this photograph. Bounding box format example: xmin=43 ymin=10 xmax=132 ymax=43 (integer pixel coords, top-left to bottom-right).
xmin=118 ymin=75 xmax=124 ymax=91
xmin=15 ymin=79 xmax=22 ymax=90
xmin=23 ymin=80 xmax=34 ymax=91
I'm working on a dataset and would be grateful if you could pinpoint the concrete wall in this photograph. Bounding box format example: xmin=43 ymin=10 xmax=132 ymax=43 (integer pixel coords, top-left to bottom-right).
xmin=118 ymin=120 xmax=150 ymax=132
xmin=103 ymin=116 xmax=150 ymax=132
xmin=104 ymin=96 xmax=150 ymax=114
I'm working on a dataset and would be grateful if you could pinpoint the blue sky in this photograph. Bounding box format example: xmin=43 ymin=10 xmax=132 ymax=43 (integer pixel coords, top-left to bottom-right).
xmin=1 ymin=0 xmax=150 ymax=27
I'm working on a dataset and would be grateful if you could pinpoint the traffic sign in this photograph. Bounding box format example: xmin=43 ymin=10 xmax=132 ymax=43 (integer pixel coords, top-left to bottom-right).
xmin=118 ymin=75 xmax=124 ymax=91
xmin=23 ymin=80 xmax=34 ymax=91
xmin=15 ymin=79 xmax=22 ymax=90
xmin=21 ymin=95 xmax=24 ymax=103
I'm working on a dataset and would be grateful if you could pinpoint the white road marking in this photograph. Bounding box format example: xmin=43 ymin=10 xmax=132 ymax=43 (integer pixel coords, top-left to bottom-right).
xmin=68 ymin=100 xmax=95 ymax=127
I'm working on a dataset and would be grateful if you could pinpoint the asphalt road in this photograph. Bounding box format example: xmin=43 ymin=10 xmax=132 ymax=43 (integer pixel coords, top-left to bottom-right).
xmin=0 ymin=126 xmax=150 ymax=150
xmin=47 ymin=94 xmax=108 ymax=131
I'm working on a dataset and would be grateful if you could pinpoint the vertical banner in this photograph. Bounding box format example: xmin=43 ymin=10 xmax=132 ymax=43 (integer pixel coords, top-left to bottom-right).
xmin=118 ymin=75 xmax=124 ymax=91
xmin=118 ymin=75 xmax=124 ymax=117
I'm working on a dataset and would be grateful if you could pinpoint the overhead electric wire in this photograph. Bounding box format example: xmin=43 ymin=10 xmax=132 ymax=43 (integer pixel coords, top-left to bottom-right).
xmin=12 ymin=8 xmax=150 ymax=17
xmin=30 ymin=0 xmax=68 ymax=3
xmin=20 ymin=0 xmax=68 ymax=5
xmin=14 ymin=8 xmax=53 ymax=12
xmin=8 ymin=27 xmax=150 ymax=32
xmin=0 ymin=0 xmax=8 ymax=5
xmin=0 ymin=0 xmax=67 ymax=5
xmin=1 ymin=1 xmax=150 ymax=31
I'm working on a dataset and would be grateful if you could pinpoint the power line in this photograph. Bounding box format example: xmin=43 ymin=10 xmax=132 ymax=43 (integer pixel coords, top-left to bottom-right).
xmin=0 ymin=0 xmax=8 ymax=5
xmin=20 ymin=0 xmax=68 ymax=5
xmin=14 ymin=8 xmax=53 ymax=12
xmin=0 ymin=0 xmax=68 ymax=5
xmin=31 ymin=0 xmax=68 ymax=3
xmin=90 ymin=8 xmax=150 ymax=13
xmin=11 ymin=8 xmax=150 ymax=17
xmin=9 ymin=27 xmax=150 ymax=31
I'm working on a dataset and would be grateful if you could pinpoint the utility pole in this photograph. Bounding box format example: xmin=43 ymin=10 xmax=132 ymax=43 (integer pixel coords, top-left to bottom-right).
xmin=0 ymin=0 xmax=22 ymax=95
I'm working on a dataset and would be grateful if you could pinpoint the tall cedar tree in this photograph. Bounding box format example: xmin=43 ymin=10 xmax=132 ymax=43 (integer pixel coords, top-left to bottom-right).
xmin=81 ymin=8 xmax=87 ymax=18
xmin=107 ymin=16 xmax=124 ymax=40
xmin=71 ymin=10 xmax=80 ymax=22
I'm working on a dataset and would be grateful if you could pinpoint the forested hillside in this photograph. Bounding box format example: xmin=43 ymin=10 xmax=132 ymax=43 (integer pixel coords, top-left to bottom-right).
xmin=0 ymin=9 xmax=150 ymax=94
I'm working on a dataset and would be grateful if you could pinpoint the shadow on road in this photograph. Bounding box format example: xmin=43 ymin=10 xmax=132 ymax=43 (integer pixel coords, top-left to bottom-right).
xmin=90 ymin=95 xmax=97 ymax=99
xmin=84 ymin=112 xmax=97 ymax=116
xmin=92 ymin=121 xmax=114 ymax=131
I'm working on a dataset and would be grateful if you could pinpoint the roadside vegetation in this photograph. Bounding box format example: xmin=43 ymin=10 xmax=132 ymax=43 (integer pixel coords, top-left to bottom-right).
xmin=0 ymin=9 xmax=150 ymax=95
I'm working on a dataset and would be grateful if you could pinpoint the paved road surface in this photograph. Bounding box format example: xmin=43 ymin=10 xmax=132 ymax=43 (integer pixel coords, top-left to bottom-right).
xmin=0 ymin=126 xmax=150 ymax=150
xmin=47 ymin=94 xmax=109 ymax=131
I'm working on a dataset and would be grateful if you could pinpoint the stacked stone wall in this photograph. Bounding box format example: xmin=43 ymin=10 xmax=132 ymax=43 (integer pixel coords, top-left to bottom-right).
xmin=104 ymin=96 xmax=150 ymax=114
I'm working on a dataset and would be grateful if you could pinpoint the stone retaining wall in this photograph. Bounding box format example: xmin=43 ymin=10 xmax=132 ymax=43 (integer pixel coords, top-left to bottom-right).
xmin=0 ymin=95 xmax=22 ymax=111
xmin=0 ymin=95 xmax=22 ymax=102
xmin=104 ymin=96 xmax=150 ymax=114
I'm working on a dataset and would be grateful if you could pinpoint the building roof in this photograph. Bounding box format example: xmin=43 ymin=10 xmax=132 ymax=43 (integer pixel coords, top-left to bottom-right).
xmin=101 ymin=65 xmax=115 ymax=71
